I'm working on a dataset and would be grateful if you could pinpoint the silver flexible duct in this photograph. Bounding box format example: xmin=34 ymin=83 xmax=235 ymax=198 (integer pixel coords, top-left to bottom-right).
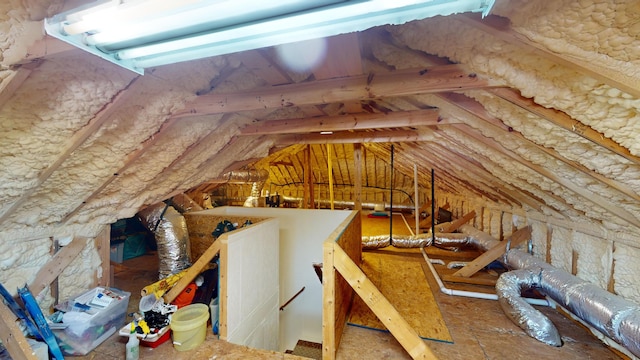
xmin=137 ymin=203 xmax=192 ymax=279
xmin=361 ymin=232 xmax=469 ymax=250
xmin=457 ymin=224 xmax=640 ymax=357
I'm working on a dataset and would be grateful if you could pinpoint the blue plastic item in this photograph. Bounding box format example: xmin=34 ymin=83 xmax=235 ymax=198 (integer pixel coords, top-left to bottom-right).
xmin=0 ymin=282 xmax=42 ymax=341
xmin=18 ymin=286 xmax=65 ymax=360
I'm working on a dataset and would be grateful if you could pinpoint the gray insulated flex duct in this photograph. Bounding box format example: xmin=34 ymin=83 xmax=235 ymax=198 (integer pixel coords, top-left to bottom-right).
xmin=138 ymin=203 xmax=192 ymax=279
xmin=457 ymin=224 xmax=640 ymax=357
xmin=361 ymin=232 xmax=469 ymax=249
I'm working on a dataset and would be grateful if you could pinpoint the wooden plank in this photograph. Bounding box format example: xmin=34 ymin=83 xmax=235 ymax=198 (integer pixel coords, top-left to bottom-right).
xmin=353 ymin=143 xmax=363 ymax=211
xmin=453 ymin=226 xmax=532 ymax=278
xmin=333 ymin=245 xmax=438 ymax=360
xmin=29 ymin=237 xmax=86 ymax=297
xmin=95 ymin=226 xmax=111 ymax=287
xmin=240 ymin=109 xmax=442 ymax=135
xmin=163 ymin=238 xmax=221 ymax=304
xmin=489 ymin=87 xmax=640 ymax=166
xmin=277 ymin=129 xmax=427 ymax=145
xmin=173 ymin=65 xmax=498 ymax=117
xmin=440 ymin=210 xmax=476 ymax=233
xmin=0 ymin=300 xmax=38 ymax=360
xmin=348 ymin=252 xmax=452 ymax=342
xmin=440 ymin=273 xmax=497 ymax=287
xmin=322 ymin=241 xmax=337 ymax=360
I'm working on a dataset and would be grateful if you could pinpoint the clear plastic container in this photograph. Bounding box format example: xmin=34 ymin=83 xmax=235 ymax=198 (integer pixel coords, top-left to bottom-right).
xmin=54 ymin=287 xmax=130 ymax=355
xmin=170 ymin=303 xmax=209 ymax=351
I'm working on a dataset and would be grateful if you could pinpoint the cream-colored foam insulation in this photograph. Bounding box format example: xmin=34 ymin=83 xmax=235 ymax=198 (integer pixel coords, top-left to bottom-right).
xmin=389 ymin=2 xmax=640 ymax=155
xmin=572 ymin=231 xmax=612 ymax=289
xmin=613 ymin=243 xmax=640 ymax=303
xmin=1 ymin=0 xmax=640 ymax=316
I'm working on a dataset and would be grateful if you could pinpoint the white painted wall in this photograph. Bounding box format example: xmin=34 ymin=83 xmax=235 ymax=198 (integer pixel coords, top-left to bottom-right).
xmin=203 ymin=206 xmax=351 ymax=352
xmin=225 ymin=218 xmax=279 ymax=351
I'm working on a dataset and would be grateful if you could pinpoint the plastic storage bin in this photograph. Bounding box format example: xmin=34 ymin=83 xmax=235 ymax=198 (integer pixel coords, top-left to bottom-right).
xmin=54 ymin=287 xmax=130 ymax=355
xmin=170 ymin=303 xmax=209 ymax=351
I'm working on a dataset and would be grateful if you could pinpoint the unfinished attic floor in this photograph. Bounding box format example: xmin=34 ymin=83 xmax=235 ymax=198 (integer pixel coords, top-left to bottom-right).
xmin=79 ymin=249 xmax=622 ymax=359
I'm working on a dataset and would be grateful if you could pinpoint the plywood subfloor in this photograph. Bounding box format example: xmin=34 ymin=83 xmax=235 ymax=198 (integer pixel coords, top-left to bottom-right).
xmin=70 ymin=221 xmax=622 ymax=360
xmin=361 ymin=212 xmax=414 ymax=236
xmin=347 ymin=251 xmax=453 ymax=343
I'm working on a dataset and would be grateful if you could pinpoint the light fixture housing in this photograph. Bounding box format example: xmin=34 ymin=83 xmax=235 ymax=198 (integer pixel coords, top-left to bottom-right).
xmin=45 ymin=0 xmax=495 ymax=74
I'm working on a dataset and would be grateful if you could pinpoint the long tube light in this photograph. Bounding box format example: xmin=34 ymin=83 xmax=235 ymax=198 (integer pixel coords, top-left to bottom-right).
xmin=45 ymin=0 xmax=495 ymax=75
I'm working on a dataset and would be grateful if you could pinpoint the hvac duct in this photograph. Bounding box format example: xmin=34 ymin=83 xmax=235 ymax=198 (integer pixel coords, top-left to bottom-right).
xmin=456 ymin=224 xmax=640 ymax=357
xmin=204 ymin=169 xmax=269 ymax=207
xmin=137 ymin=203 xmax=192 ymax=279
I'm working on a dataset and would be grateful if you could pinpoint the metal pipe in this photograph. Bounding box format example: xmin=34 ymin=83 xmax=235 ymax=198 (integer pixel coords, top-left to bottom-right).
xmin=390 ymin=144 xmax=394 ymax=241
xmin=419 ymin=242 xmax=552 ymax=306
xmin=328 ymin=144 xmax=334 ymax=210
xmin=430 ymin=169 xmax=435 ymax=246
xmin=414 ymin=164 xmax=419 ymax=235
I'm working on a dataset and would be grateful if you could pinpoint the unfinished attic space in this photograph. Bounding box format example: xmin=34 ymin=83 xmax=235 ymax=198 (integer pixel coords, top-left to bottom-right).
xmin=1 ymin=0 xmax=640 ymax=359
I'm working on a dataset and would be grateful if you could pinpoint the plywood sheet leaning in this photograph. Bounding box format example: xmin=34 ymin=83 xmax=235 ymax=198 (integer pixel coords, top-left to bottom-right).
xmin=348 ymin=251 xmax=453 ymax=343
xmin=333 ymin=245 xmax=437 ymax=360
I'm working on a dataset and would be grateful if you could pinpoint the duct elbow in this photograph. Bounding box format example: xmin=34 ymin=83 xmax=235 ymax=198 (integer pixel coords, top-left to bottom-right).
xmin=496 ymin=269 xmax=563 ymax=347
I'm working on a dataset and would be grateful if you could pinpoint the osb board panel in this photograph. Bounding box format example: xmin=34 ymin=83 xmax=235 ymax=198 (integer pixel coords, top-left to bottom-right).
xmin=348 ymin=251 xmax=453 ymax=343
xmin=332 ymin=211 xmax=362 ymax=351
xmin=184 ymin=214 xmax=270 ymax=259
xmin=361 ymin=213 xmax=413 ymax=236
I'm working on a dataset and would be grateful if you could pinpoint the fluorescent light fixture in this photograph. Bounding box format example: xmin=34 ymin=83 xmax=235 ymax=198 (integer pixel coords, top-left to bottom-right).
xmin=320 ymin=131 xmax=334 ymax=135
xmin=45 ymin=0 xmax=495 ymax=75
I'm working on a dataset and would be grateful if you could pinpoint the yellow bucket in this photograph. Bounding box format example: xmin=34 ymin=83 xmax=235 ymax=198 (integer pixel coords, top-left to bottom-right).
xmin=170 ymin=304 xmax=210 ymax=351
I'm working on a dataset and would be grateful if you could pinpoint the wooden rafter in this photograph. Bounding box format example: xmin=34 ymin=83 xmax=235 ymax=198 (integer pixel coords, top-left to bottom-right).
xmin=402 ymin=143 xmax=487 ymax=200
xmin=0 ymin=61 xmax=41 ymax=109
xmin=0 ymin=76 xmax=140 ymax=226
xmin=454 ymin=123 xmax=640 ymax=228
xmin=434 ymin=130 xmax=575 ymax=218
xmin=240 ymin=109 xmax=446 ymax=135
xmin=173 ymin=64 xmax=499 ymax=117
xmin=437 ymin=92 xmax=640 ymax=202
xmin=460 ymin=13 xmax=640 ymax=99
xmin=488 ymin=88 xmax=640 ymax=166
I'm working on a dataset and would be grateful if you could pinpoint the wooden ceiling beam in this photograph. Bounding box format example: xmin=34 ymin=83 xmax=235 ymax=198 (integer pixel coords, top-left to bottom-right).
xmin=488 ymin=88 xmax=640 ymax=166
xmin=240 ymin=109 xmax=448 ymax=135
xmin=438 ymin=92 xmax=640 ymax=202
xmin=454 ymin=123 xmax=640 ymax=228
xmin=460 ymin=13 xmax=640 ymax=99
xmin=275 ymin=129 xmax=429 ymax=144
xmin=173 ymin=64 xmax=500 ymax=117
